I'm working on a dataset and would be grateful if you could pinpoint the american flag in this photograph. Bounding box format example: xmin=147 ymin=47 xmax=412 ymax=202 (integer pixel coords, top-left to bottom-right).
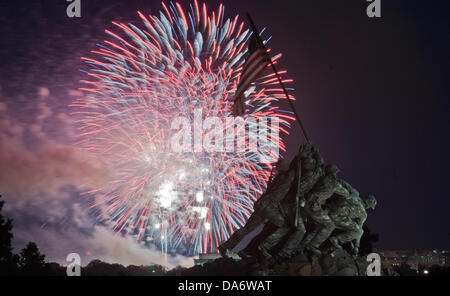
xmin=232 ymin=34 xmax=271 ymax=116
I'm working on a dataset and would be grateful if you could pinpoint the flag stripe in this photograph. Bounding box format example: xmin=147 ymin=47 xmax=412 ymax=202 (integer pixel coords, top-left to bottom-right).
xmin=240 ymin=48 xmax=268 ymax=81
xmin=239 ymin=56 xmax=268 ymax=88
xmin=232 ymin=47 xmax=270 ymax=116
xmin=234 ymin=60 xmax=269 ymax=104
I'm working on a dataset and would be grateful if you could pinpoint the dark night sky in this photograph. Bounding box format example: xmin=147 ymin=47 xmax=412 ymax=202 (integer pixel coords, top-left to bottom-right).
xmin=0 ymin=0 xmax=449 ymax=258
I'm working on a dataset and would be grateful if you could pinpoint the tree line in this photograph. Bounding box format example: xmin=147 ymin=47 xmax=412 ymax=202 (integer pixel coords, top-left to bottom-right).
xmin=0 ymin=195 xmax=170 ymax=276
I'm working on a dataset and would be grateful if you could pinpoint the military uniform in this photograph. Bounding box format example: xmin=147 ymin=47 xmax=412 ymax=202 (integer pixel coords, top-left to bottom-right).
xmin=218 ymin=164 xmax=296 ymax=255
xmin=327 ymin=196 xmax=368 ymax=253
xmin=255 ymin=144 xmax=324 ymax=258
xmin=303 ymin=171 xmax=349 ymax=250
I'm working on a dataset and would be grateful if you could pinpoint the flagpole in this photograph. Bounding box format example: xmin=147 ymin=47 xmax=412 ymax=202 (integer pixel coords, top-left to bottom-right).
xmin=246 ymin=13 xmax=311 ymax=144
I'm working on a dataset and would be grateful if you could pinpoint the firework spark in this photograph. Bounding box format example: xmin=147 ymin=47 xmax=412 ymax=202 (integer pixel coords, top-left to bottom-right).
xmin=71 ymin=1 xmax=295 ymax=256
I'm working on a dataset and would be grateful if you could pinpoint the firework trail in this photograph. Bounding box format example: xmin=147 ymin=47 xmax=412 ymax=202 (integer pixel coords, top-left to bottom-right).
xmin=71 ymin=1 xmax=295 ymax=256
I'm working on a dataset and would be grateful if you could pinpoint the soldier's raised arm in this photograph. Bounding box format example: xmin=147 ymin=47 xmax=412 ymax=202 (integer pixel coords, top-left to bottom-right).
xmin=333 ymin=179 xmax=350 ymax=198
xmin=256 ymin=160 xmax=297 ymax=206
xmin=339 ymin=179 xmax=359 ymax=198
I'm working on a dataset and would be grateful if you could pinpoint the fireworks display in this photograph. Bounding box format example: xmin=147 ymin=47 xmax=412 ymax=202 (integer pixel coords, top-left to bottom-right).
xmin=71 ymin=1 xmax=295 ymax=257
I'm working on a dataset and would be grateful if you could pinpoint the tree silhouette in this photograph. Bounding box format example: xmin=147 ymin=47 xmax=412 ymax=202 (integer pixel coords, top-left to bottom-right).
xmin=0 ymin=195 xmax=19 ymax=275
xmin=0 ymin=195 xmax=171 ymax=276
xmin=19 ymin=242 xmax=46 ymax=275
xmin=83 ymin=259 xmax=126 ymax=276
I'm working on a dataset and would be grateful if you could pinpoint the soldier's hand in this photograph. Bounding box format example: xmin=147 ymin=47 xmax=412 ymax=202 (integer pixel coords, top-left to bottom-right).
xmin=312 ymin=202 xmax=320 ymax=212
xmin=300 ymin=198 xmax=305 ymax=207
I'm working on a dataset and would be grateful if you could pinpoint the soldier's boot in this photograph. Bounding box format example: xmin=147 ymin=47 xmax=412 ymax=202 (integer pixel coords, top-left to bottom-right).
xmin=273 ymin=252 xmax=288 ymax=263
xmin=257 ymin=245 xmax=272 ymax=260
xmin=255 ymin=226 xmax=290 ymax=263
xmin=328 ymin=236 xmax=342 ymax=250
xmin=259 ymin=226 xmax=290 ymax=253
xmin=218 ymin=243 xmax=228 ymax=258
xmin=335 ymin=228 xmax=362 ymax=256
xmin=278 ymin=223 xmax=307 ymax=258
xmin=304 ymin=244 xmax=322 ymax=256
xmin=307 ymin=220 xmax=335 ymax=251
xmin=299 ymin=228 xmax=318 ymax=249
xmin=237 ymin=249 xmax=251 ymax=259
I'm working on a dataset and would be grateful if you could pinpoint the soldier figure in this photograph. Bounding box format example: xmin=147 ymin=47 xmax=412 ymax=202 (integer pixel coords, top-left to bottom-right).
xmin=340 ymin=180 xmax=360 ymax=199
xmin=327 ymin=194 xmax=377 ymax=255
xmin=269 ymin=144 xmax=324 ymax=258
xmin=302 ymin=164 xmax=350 ymax=254
xmin=241 ymin=143 xmax=324 ymax=260
xmin=218 ymin=158 xmax=295 ymax=257
xmin=219 ymin=141 xmax=377 ymax=263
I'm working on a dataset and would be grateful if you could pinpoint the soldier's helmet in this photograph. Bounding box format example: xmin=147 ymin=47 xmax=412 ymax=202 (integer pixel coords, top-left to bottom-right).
xmin=325 ymin=164 xmax=340 ymax=176
xmin=315 ymin=154 xmax=324 ymax=166
xmin=276 ymin=159 xmax=290 ymax=172
xmin=363 ymin=195 xmax=377 ymax=210
xmin=302 ymin=157 xmax=316 ymax=170
xmin=298 ymin=143 xmax=313 ymax=156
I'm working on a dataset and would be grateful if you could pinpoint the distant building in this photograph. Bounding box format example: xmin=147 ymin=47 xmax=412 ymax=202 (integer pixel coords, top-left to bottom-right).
xmin=194 ymin=253 xmax=241 ymax=266
xmin=381 ymin=250 xmax=402 ymax=267
xmin=380 ymin=249 xmax=449 ymax=270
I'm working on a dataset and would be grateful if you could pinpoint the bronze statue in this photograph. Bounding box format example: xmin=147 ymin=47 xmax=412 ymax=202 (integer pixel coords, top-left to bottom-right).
xmin=301 ymin=164 xmax=350 ymax=254
xmin=218 ymin=158 xmax=295 ymax=257
xmin=327 ymin=194 xmax=377 ymax=255
xmin=217 ymin=142 xmax=377 ymax=266
xmin=234 ymin=143 xmax=324 ymax=260
xmin=259 ymin=143 xmax=324 ymax=259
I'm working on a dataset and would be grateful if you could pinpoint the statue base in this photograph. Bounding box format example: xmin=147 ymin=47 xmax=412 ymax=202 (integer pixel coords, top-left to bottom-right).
xmin=168 ymin=248 xmax=398 ymax=276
